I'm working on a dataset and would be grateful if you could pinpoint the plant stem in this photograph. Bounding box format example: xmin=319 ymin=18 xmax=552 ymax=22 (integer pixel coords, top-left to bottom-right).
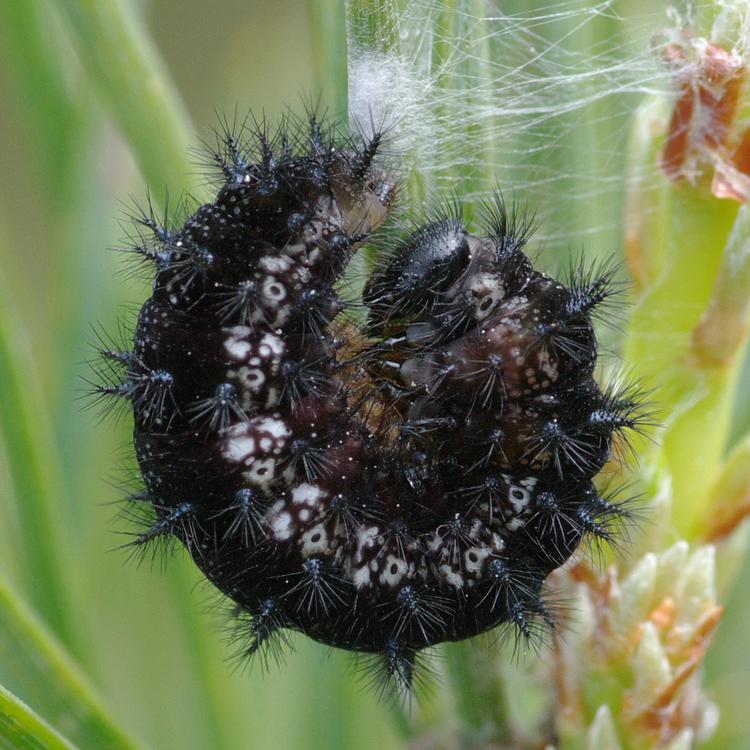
xmin=444 ymin=641 xmax=512 ymax=745
xmin=0 ymin=684 xmax=79 ymax=750
xmin=0 ymin=295 xmax=79 ymax=652
xmin=0 ymin=574 xmax=141 ymax=750
xmin=310 ymin=0 xmax=349 ymax=118
xmin=0 ymin=0 xmax=84 ymax=206
xmin=50 ymin=0 xmax=196 ymax=195
xmin=36 ymin=5 xmax=244 ymax=748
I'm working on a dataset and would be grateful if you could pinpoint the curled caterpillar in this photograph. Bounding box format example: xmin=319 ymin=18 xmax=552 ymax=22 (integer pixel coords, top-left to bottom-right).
xmin=94 ymin=112 xmax=645 ymax=696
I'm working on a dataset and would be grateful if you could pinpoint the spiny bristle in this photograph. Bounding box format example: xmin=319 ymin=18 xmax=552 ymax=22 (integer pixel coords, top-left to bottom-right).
xmin=364 ymin=215 xmax=470 ymax=333
xmin=230 ymin=599 xmax=293 ymax=673
xmin=354 ymin=640 xmax=436 ymax=704
xmin=350 ymin=131 xmax=383 ymax=182
xmin=480 ymin=193 xmax=538 ymax=268
xmin=118 ymin=499 xmax=198 ymax=567
xmin=283 ymin=558 xmax=348 ymax=617
xmin=563 ymin=256 xmax=625 ymax=323
xmin=213 ymin=488 xmax=267 ymax=546
xmin=383 ymin=585 xmax=454 ymax=642
xmin=187 ymin=382 xmax=249 ymax=432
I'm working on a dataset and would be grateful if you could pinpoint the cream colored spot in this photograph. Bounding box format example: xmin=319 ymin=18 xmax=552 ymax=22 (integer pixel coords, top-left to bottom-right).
xmin=223 ymin=326 xmax=253 ymax=360
xmin=259 ymin=255 xmax=293 ymax=274
xmin=236 ymin=367 xmax=265 ymax=392
xmin=243 ymin=458 xmax=276 ymax=488
xmin=355 ymin=526 xmax=381 ymax=563
xmin=508 ymin=485 xmax=531 ymax=512
xmin=263 ymin=276 xmax=287 ymax=303
xmin=352 ymin=566 xmax=371 ymax=589
xmin=255 ymin=416 xmax=291 ymax=441
xmin=222 ymin=429 xmax=255 ymax=463
xmin=291 ymin=483 xmax=326 ymax=507
xmin=464 ymin=546 xmax=490 ymax=574
xmin=300 ymin=524 xmax=328 ymax=556
xmin=380 ymin=555 xmax=409 ymax=586
xmin=270 ymin=511 xmax=293 ymax=541
xmin=260 ymin=332 xmax=285 ymax=356
xmin=440 ymin=564 xmax=465 ymax=588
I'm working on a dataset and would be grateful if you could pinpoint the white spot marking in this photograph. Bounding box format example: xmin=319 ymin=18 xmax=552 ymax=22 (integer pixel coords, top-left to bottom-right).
xmin=223 ymin=435 xmax=255 ymax=463
xmin=255 ymin=416 xmax=291 ymax=441
xmin=464 ymin=546 xmax=490 ymax=574
xmin=223 ymin=327 xmax=253 ymax=360
xmin=440 ymin=564 xmax=465 ymax=588
xmin=260 ymin=332 xmax=285 ymax=356
xmin=291 ymin=483 xmax=326 ymax=507
xmin=243 ymin=458 xmax=276 ymax=488
xmin=380 ymin=555 xmax=409 ymax=586
xmin=508 ymin=484 xmax=531 ymax=512
xmin=263 ymin=276 xmax=287 ymax=303
xmin=270 ymin=511 xmax=293 ymax=541
xmin=259 ymin=255 xmax=293 ymax=274
xmin=300 ymin=524 xmax=328 ymax=556
xmin=352 ymin=566 xmax=371 ymax=589
xmin=236 ymin=366 xmax=265 ymax=392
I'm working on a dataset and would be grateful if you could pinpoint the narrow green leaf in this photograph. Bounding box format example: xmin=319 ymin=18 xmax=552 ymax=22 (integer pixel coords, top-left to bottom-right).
xmin=623 ymin=187 xmax=741 ymax=535
xmin=310 ymin=0 xmax=349 ymax=117
xmin=0 ymin=684 xmax=79 ymax=750
xmin=21 ymin=7 xmax=243 ymax=748
xmin=0 ymin=293 xmax=78 ymax=650
xmin=0 ymin=0 xmax=84 ymax=206
xmin=0 ymin=575 xmax=141 ymax=750
xmin=444 ymin=641 xmax=512 ymax=743
xmin=49 ymin=0 xmax=196 ymax=196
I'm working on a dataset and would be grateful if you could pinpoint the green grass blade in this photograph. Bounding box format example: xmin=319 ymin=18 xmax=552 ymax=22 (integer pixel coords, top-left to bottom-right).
xmin=624 ymin=187 xmax=742 ymax=536
xmin=0 ymin=0 xmax=83 ymax=206
xmin=0 ymin=574 xmax=141 ymax=750
xmin=0 ymin=293 xmax=79 ymax=650
xmin=443 ymin=641 xmax=511 ymax=743
xmin=0 ymin=684 xmax=79 ymax=750
xmin=49 ymin=0 xmax=196 ymax=195
xmin=21 ymin=6 xmax=243 ymax=747
xmin=310 ymin=0 xmax=348 ymax=117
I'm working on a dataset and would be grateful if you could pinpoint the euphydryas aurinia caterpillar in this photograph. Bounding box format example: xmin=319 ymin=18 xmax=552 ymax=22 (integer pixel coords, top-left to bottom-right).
xmin=93 ymin=111 xmax=645 ymax=697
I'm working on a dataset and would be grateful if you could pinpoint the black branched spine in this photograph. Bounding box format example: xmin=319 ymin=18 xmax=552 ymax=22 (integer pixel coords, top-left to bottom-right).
xmin=95 ymin=112 xmax=645 ymax=697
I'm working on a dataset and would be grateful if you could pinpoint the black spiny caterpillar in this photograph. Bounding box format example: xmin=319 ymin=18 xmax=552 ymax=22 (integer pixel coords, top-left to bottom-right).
xmin=94 ymin=113 xmax=645 ymax=696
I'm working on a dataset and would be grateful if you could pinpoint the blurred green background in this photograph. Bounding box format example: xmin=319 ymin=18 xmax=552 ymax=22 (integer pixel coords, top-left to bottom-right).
xmin=1 ymin=1 xmax=750 ymax=749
